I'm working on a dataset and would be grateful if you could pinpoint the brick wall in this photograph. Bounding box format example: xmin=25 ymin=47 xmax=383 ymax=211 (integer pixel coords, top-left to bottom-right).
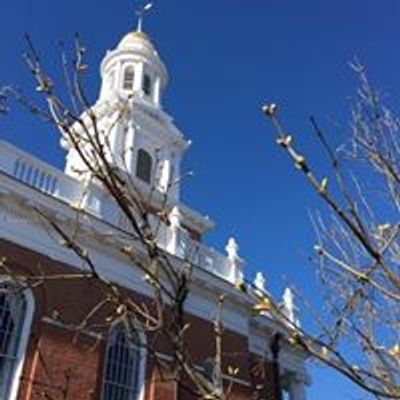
xmin=0 ymin=239 xmax=281 ymax=399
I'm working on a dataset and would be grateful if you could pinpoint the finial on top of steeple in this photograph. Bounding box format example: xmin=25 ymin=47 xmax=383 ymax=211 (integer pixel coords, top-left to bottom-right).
xmin=135 ymin=0 xmax=154 ymax=33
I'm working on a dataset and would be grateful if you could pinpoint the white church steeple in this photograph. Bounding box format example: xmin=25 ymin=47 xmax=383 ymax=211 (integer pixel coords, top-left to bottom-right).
xmin=63 ymin=21 xmax=189 ymax=204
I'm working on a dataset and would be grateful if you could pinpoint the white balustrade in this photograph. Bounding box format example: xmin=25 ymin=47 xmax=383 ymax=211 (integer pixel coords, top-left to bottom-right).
xmin=156 ymin=222 xmax=237 ymax=284
xmin=13 ymin=158 xmax=58 ymax=194
xmin=0 ymin=141 xmax=243 ymax=285
xmin=0 ymin=141 xmax=83 ymax=205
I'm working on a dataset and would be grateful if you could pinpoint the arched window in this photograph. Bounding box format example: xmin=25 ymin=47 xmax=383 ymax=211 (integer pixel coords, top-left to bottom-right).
xmin=142 ymin=74 xmax=151 ymax=96
xmin=0 ymin=283 xmax=34 ymax=400
xmin=101 ymin=321 xmax=145 ymax=400
xmin=123 ymin=67 xmax=135 ymax=91
xmin=136 ymin=149 xmax=152 ymax=184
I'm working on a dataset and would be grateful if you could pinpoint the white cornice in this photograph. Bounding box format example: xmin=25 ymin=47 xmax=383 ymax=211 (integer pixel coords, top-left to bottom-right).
xmin=0 ymin=176 xmax=260 ymax=330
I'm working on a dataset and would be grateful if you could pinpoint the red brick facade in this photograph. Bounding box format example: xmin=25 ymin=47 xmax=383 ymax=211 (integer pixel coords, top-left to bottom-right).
xmin=0 ymin=239 xmax=281 ymax=400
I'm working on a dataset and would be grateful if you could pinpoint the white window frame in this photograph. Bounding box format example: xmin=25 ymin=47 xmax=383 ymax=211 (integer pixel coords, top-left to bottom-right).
xmin=123 ymin=66 xmax=135 ymax=91
xmin=101 ymin=319 xmax=147 ymax=400
xmin=136 ymin=148 xmax=153 ymax=184
xmin=0 ymin=280 xmax=34 ymax=400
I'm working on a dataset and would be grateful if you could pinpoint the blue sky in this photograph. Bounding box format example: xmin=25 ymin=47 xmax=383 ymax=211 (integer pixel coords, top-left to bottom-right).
xmin=1 ymin=1 xmax=400 ymax=398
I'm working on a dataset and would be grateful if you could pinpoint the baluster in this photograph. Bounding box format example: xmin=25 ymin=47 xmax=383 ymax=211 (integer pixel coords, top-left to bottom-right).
xmin=25 ymin=165 xmax=33 ymax=184
xmin=32 ymin=168 xmax=39 ymax=187
xmin=50 ymin=177 xmax=57 ymax=194
xmin=19 ymin=161 xmax=26 ymax=181
xmin=13 ymin=159 xmax=20 ymax=177
xmin=44 ymin=174 xmax=52 ymax=192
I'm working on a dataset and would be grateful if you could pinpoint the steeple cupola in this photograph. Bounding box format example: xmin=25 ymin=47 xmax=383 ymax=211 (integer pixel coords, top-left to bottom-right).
xmin=64 ymin=22 xmax=189 ymax=206
xmin=99 ymin=29 xmax=168 ymax=107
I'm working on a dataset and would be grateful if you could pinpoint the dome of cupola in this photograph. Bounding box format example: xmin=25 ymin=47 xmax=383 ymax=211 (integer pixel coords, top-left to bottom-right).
xmin=118 ymin=31 xmax=156 ymax=52
xmin=99 ymin=29 xmax=169 ymax=106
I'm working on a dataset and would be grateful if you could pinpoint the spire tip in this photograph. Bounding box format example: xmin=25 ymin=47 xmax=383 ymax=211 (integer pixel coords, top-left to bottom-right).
xmin=135 ymin=1 xmax=154 ymax=33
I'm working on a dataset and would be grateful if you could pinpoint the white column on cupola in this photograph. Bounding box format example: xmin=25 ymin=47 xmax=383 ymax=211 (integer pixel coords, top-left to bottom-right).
xmin=134 ymin=63 xmax=144 ymax=94
xmin=154 ymin=76 xmax=162 ymax=105
xmin=116 ymin=60 xmax=124 ymax=92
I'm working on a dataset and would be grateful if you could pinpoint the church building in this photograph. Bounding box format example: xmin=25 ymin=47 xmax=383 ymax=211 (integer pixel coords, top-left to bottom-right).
xmin=0 ymin=14 xmax=310 ymax=400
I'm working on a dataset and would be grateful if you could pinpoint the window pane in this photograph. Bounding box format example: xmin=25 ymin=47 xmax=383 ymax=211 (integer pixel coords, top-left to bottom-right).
xmin=123 ymin=69 xmax=135 ymax=90
xmin=136 ymin=149 xmax=152 ymax=184
xmin=102 ymin=323 xmax=142 ymax=400
xmin=0 ymin=287 xmax=27 ymax=399
xmin=142 ymin=75 xmax=151 ymax=96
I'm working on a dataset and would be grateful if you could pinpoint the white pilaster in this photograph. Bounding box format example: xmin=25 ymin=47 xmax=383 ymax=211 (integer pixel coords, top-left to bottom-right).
xmin=154 ymin=76 xmax=161 ymax=105
xmin=158 ymin=158 xmax=171 ymax=193
xmin=167 ymin=206 xmax=183 ymax=256
xmin=134 ymin=62 xmax=145 ymax=94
